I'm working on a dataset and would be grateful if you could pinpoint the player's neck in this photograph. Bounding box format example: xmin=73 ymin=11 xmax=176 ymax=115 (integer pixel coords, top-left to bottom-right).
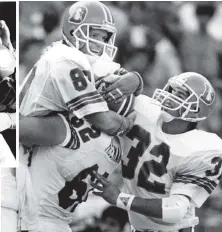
xmin=161 ymin=119 xmax=190 ymax=135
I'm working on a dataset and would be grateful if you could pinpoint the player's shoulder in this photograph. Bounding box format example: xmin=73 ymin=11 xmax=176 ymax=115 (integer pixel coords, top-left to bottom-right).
xmin=188 ymin=129 xmax=222 ymax=152
xmin=134 ymin=94 xmax=161 ymax=123
xmin=41 ymin=41 xmax=91 ymax=71
xmin=173 ymin=129 xmax=222 ymax=158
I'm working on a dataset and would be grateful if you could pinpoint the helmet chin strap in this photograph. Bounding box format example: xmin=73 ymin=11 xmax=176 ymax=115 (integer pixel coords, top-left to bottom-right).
xmin=62 ymin=31 xmax=85 ymax=53
xmin=62 ymin=33 xmax=75 ymax=48
xmin=161 ymin=106 xmax=190 ymax=123
xmin=161 ymin=108 xmax=200 ymax=123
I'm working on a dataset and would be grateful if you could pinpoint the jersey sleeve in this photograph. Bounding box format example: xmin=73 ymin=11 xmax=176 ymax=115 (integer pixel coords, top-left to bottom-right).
xmin=51 ymin=59 xmax=108 ymax=119
xmin=57 ymin=113 xmax=80 ymax=150
xmin=170 ymin=152 xmax=222 ymax=208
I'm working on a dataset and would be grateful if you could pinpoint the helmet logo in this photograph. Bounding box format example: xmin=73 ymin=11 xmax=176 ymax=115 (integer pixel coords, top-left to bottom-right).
xmin=69 ymin=6 xmax=87 ymax=24
xmin=200 ymin=84 xmax=215 ymax=105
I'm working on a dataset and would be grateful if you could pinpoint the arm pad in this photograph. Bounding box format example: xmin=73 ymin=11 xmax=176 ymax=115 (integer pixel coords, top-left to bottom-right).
xmin=162 ymin=195 xmax=190 ymax=223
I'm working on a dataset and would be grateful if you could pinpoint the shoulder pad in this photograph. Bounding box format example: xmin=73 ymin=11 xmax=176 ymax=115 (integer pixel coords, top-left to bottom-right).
xmin=44 ymin=42 xmax=91 ymax=72
xmin=134 ymin=95 xmax=161 ymax=124
xmin=169 ymin=130 xmax=222 ymax=157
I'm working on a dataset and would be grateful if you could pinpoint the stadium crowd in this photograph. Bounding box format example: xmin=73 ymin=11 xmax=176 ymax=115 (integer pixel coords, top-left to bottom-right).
xmin=19 ymin=2 xmax=222 ymax=232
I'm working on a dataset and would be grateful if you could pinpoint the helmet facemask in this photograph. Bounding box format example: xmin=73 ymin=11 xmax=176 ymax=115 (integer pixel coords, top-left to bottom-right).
xmin=71 ymin=23 xmax=117 ymax=61
xmin=152 ymin=78 xmax=203 ymax=122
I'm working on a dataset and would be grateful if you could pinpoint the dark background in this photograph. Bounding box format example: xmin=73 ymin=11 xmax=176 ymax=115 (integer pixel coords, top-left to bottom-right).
xmin=0 ymin=2 xmax=16 ymax=46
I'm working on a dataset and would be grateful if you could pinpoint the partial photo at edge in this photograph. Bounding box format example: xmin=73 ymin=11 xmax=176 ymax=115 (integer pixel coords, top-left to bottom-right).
xmin=0 ymin=1 xmax=16 ymax=168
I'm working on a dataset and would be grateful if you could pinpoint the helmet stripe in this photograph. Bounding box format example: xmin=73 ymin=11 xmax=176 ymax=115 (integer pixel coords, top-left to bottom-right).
xmin=98 ymin=2 xmax=108 ymax=21
xmin=102 ymin=4 xmax=113 ymax=23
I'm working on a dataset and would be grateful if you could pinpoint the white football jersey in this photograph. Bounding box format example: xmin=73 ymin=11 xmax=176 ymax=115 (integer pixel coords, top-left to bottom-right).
xmin=121 ymin=95 xmax=222 ymax=231
xmin=20 ymin=41 xmax=108 ymax=118
xmin=28 ymin=114 xmax=122 ymax=224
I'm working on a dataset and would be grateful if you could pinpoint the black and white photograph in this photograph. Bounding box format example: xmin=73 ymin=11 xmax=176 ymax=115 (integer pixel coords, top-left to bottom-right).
xmin=0 ymin=1 xmax=16 ymax=167
xmin=0 ymin=2 xmax=17 ymax=232
xmin=18 ymin=1 xmax=222 ymax=232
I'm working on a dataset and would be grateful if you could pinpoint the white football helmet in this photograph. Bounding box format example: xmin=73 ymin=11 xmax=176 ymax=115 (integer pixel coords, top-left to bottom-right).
xmin=152 ymin=72 xmax=216 ymax=122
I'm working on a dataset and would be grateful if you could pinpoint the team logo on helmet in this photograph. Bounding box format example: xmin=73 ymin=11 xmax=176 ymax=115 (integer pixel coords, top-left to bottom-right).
xmin=69 ymin=6 xmax=87 ymax=24
xmin=200 ymin=83 xmax=215 ymax=105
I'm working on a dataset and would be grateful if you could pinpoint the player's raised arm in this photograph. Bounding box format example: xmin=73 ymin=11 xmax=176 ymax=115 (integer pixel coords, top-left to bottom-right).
xmin=85 ymin=110 xmax=136 ymax=136
xmin=19 ymin=114 xmax=68 ymax=147
xmin=19 ymin=108 xmax=136 ymax=147
xmin=51 ymin=60 xmax=136 ymax=136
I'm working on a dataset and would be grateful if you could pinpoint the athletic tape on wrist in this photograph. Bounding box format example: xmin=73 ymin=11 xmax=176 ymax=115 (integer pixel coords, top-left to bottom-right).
xmin=57 ymin=114 xmax=71 ymax=147
xmin=162 ymin=195 xmax=190 ymax=223
xmin=116 ymin=192 xmax=135 ymax=210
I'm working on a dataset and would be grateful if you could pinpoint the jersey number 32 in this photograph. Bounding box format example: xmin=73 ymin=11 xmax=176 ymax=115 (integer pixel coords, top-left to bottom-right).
xmin=122 ymin=125 xmax=170 ymax=194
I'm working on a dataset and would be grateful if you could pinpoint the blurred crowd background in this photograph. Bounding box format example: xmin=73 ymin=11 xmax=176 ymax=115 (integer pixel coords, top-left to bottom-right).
xmin=19 ymin=2 xmax=222 ymax=232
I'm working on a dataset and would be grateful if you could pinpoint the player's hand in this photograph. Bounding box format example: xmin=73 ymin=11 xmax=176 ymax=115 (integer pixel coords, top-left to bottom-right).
xmin=116 ymin=111 xmax=137 ymax=137
xmin=0 ymin=113 xmax=12 ymax=132
xmin=0 ymin=20 xmax=13 ymax=51
xmin=103 ymin=72 xmax=140 ymax=104
xmin=90 ymin=171 xmax=120 ymax=205
xmin=125 ymin=110 xmax=136 ymax=134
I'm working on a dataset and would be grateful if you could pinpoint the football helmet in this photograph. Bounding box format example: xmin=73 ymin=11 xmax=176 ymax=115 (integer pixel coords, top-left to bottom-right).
xmin=152 ymin=72 xmax=216 ymax=122
xmin=62 ymin=1 xmax=117 ymax=60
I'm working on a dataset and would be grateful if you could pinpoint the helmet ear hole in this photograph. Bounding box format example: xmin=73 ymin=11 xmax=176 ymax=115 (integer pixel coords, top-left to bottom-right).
xmin=106 ymin=32 xmax=113 ymax=43
xmin=70 ymin=30 xmax=74 ymax=36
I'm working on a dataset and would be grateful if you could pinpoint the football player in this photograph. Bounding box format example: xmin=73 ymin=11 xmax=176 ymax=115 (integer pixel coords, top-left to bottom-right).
xmin=18 ymin=2 xmax=141 ymax=232
xmin=20 ymin=1 xmax=143 ymax=138
xmin=18 ymin=70 xmax=138 ymax=232
xmin=91 ymin=72 xmax=222 ymax=232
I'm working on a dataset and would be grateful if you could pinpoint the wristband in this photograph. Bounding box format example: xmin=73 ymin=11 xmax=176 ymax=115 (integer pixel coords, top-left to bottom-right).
xmin=116 ymin=192 xmax=135 ymax=210
xmin=57 ymin=114 xmax=71 ymax=147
